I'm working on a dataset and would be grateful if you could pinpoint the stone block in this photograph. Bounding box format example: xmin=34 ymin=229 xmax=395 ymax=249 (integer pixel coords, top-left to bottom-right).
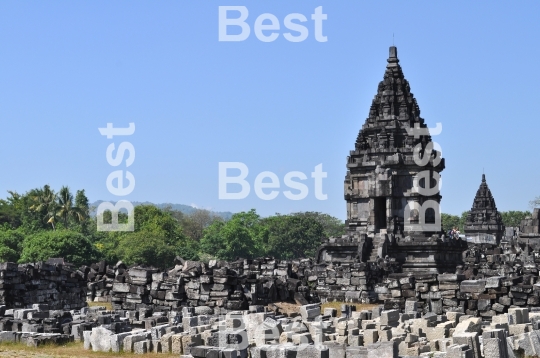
xmin=325 ymin=342 xmax=347 ymax=358
xmin=508 ymin=308 xmax=529 ymax=325
xmin=299 ymin=304 xmax=321 ymax=321
xmin=110 ymin=332 xmax=131 ymax=353
xmin=364 ymin=329 xmax=378 ymax=345
xmin=380 ymin=310 xmax=399 ymax=326
xmin=346 ymin=346 xmax=368 ymax=358
xmin=513 ymin=331 xmax=540 ymax=357
xmin=483 ymin=330 xmax=508 ymax=358
xmin=405 ymin=300 xmax=418 ymax=314
xmin=425 ymin=326 xmax=449 ymax=341
xmin=89 ymin=326 xmax=114 ymax=352
xmin=447 ymin=344 xmax=474 ymax=358
xmin=295 ymin=344 xmax=330 ymax=358
xmin=83 ymin=331 xmax=92 ymax=350
xmin=160 ymin=332 xmax=175 ymax=353
xmin=460 ymin=280 xmax=486 ymax=294
xmin=446 ymin=311 xmax=464 ymax=326
xmin=292 ymin=332 xmax=313 ymax=345
xmin=171 ymin=333 xmax=184 ymax=354
xmin=484 ymin=338 xmax=508 ymax=358
xmin=453 ymin=332 xmax=481 ymax=358
xmin=133 ymin=340 xmax=149 ymax=354
xmin=509 ymin=324 xmax=532 ymax=336
xmin=454 ymin=317 xmax=482 ymax=334
xmin=124 ymin=332 xmax=150 ymax=353
xmin=366 ymin=341 xmax=397 ymax=358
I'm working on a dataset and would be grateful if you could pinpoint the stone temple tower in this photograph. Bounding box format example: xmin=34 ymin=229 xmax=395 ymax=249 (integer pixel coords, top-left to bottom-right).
xmin=317 ymin=46 xmax=467 ymax=273
xmin=345 ymin=46 xmax=445 ymax=238
xmin=464 ymin=174 xmax=504 ymax=243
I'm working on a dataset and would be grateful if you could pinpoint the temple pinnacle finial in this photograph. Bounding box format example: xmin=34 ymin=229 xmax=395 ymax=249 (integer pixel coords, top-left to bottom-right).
xmin=389 ymin=46 xmax=397 ymax=59
xmin=482 ymin=173 xmax=486 ymax=182
xmin=388 ymin=46 xmax=399 ymax=64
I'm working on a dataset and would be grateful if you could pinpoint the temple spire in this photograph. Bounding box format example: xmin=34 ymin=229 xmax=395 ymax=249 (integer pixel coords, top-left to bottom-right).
xmin=464 ymin=173 xmax=504 ymax=243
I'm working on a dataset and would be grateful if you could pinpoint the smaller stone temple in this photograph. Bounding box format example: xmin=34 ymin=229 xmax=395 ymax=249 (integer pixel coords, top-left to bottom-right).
xmin=463 ymin=174 xmax=505 ymax=244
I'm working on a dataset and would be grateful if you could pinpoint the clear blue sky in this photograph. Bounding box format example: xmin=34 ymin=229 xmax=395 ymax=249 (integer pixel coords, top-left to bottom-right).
xmin=1 ymin=1 xmax=539 ymax=220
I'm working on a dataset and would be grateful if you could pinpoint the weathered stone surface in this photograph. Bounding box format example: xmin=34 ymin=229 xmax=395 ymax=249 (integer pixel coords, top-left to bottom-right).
xmin=89 ymin=326 xmax=114 ymax=352
xmin=366 ymin=341 xmax=397 ymax=358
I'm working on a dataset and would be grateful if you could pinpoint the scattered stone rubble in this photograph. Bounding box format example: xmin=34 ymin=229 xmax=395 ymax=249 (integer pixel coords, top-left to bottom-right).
xmin=0 ymin=235 xmax=538 ymax=358
xmin=3 ymin=299 xmax=540 ymax=358
xmin=76 ymin=303 xmax=540 ymax=358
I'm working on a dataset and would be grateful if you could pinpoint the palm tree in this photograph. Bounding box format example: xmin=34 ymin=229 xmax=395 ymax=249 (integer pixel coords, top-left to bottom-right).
xmin=29 ymin=185 xmax=58 ymax=230
xmin=56 ymin=186 xmax=86 ymax=229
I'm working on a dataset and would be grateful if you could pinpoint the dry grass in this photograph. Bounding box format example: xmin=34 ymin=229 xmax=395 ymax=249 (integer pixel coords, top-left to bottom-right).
xmin=321 ymin=301 xmax=379 ymax=317
xmin=86 ymin=301 xmax=113 ymax=311
xmin=0 ymin=341 xmax=177 ymax=358
xmin=271 ymin=301 xmax=379 ymax=318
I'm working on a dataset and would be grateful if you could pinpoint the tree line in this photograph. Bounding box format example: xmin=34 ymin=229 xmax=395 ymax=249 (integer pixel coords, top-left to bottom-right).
xmin=0 ymin=184 xmax=535 ymax=268
xmin=0 ymin=185 xmax=346 ymax=268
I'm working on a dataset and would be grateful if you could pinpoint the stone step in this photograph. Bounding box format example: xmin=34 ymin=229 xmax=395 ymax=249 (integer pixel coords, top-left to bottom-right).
xmin=368 ymin=237 xmax=381 ymax=261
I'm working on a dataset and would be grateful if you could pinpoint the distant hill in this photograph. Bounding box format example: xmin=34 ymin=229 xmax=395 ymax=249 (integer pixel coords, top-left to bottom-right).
xmin=89 ymin=201 xmax=233 ymax=221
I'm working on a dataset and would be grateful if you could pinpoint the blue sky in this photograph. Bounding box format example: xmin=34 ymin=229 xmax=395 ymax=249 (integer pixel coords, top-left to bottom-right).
xmin=0 ymin=1 xmax=539 ymax=220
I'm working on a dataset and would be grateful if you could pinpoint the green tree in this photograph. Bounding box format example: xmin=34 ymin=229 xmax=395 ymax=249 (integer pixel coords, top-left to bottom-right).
xmin=55 ymin=186 xmax=86 ymax=229
xmin=289 ymin=212 xmax=345 ymax=238
xmin=19 ymin=230 xmax=100 ymax=266
xmin=29 ymin=185 xmax=58 ymax=229
xmin=500 ymin=211 xmax=530 ymax=228
xmin=200 ymin=209 xmax=266 ymax=260
xmin=75 ymin=190 xmax=90 ymax=217
xmin=177 ymin=209 xmax=223 ymax=241
xmin=115 ymin=231 xmax=180 ymax=268
xmin=441 ymin=213 xmax=461 ymax=234
xmin=264 ymin=214 xmax=325 ymax=259
xmin=8 ymin=187 xmax=56 ymax=231
xmin=73 ymin=189 xmax=91 ymax=233
xmin=0 ymin=199 xmax=20 ymax=228
xmin=95 ymin=205 xmax=195 ymax=267
xmin=0 ymin=228 xmax=24 ymax=262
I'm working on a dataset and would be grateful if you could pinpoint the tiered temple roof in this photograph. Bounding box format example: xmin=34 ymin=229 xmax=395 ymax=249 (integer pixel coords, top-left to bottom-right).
xmin=353 ymin=46 xmax=432 ymax=156
xmin=464 ymin=174 xmax=504 ymax=243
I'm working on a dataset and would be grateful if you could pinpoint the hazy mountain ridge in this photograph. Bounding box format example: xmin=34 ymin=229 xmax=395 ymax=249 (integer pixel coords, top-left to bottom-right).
xmin=89 ymin=201 xmax=233 ymax=220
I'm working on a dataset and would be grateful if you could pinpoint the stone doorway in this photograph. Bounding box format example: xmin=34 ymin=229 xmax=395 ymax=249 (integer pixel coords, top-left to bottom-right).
xmin=374 ymin=197 xmax=387 ymax=232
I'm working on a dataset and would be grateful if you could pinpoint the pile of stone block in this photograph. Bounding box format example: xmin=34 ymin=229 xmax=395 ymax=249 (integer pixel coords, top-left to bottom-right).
xmin=0 ymin=303 xmax=91 ymax=346
xmin=0 ymin=260 xmax=87 ymax=310
xmin=85 ymin=241 xmax=540 ymax=320
xmin=82 ymin=260 xmax=115 ymax=303
xmin=108 ymin=257 xmax=317 ymax=313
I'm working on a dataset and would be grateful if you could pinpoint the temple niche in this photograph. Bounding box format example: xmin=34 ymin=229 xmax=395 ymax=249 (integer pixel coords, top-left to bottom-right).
xmin=464 ymin=174 xmax=505 ymax=244
xmin=317 ymin=46 xmax=467 ymax=273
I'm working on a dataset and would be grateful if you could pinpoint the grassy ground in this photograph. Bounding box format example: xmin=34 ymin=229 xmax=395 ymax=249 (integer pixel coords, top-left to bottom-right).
xmin=321 ymin=301 xmax=378 ymax=317
xmin=275 ymin=301 xmax=379 ymax=317
xmin=0 ymin=342 xmax=177 ymax=358
xmin=86 ymin=301 xmax=113 ymax=311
